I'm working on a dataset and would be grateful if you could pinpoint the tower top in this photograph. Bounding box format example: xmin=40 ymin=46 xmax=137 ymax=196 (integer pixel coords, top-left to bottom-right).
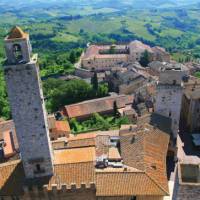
xmin=4 ymin=26 xmax=32 ymax=64
xmin=6 ymin=26 xmax=28 ymax=40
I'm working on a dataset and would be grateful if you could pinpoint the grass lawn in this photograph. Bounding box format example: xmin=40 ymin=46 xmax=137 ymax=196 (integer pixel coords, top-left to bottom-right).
xmin=70 ymin=113 xmax=131 ymax=134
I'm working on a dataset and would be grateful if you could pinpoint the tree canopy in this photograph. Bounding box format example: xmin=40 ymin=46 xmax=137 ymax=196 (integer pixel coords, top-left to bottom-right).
xmin=0 ymin=69 xmax=10 ymax=119
xmin=139 ymin=50 xmax=150 ymax=67
xmin=43 ymin=78 xmax=109 ymax=113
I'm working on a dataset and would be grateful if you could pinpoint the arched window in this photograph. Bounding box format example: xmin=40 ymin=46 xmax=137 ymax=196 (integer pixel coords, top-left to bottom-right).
xmin=13 ymin=44 xmax=23 ymax=62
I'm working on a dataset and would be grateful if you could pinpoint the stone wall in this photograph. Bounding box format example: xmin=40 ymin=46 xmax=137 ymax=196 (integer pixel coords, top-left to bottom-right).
xmin=137 ymin=196 xmax=163 ymax=200
xmin=5 ymin=37 xmax=32 ymax=64
xmin=22 ymin=183 xmax=96 ymax=200
xmin=75 ymin=67 xmax=94 ymax=79
xmin=97 ymin=196 xmax=163 ymax=200
xmin=176 ymin=184 xmax=200 ymax=200
xmin=82 ymin=57 xmax=128 ymax=72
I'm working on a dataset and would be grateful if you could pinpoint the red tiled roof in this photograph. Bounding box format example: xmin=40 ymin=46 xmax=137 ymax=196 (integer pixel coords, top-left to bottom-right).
xmin=83 ymin=45 xmax=128 ymax=60
xmin=120 ymin=123 xmax=170 ymax=195
xmin=54 ymin=147 xmax=95 ymax=165
xmin=96 ymin=171 xmax=167 ymax=196
xmin=7 ymin=26 xmax=28 ymax=40
xmin=2 ymin=131 xmax=16 ymax=158
xmin=63 ymin=95 xmax=134 ymax=119
xmin=55 ymin=121 xmax=71 ymax=132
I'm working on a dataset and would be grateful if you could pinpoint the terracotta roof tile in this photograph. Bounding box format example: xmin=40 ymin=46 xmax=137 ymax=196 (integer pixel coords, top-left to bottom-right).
xmin=7 ymin=26 xmax=28 ymax=40
xmin=54 ymin=147 xmax=96 ymax=165
xmin=67 ymin=138 xmax=96 ymax=148
xmin=3 ymin=131 xmax=16 ymax=158
xmin=49 ymin=161 xmax=95 ymax=188
xmin=54 ymin=121 xmax=70 ymax=132
xmin=120 ymin=123 xmax=170 ymax=195
xmin=0 ymin=150 xmax=95 ymax=195
xmin=0 ymin=160 xmax=25 ymax=196
xmin=64 ymin=95 xmax=133 ymax=119
xmin=96 ymin=172 xmax=167 ymax=196
xmin=108 ymin=147 xmax=121 ymax=161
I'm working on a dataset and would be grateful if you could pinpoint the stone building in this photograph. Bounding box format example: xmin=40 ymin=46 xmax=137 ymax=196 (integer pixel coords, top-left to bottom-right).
xmin=155 ymin=65 xmax=184 ymax=138
xmin=0 ymin=123 xmax=170 ymax=200
xmin=82 ymin=41 xmax=170 ymax=71
xmin=174 ymin=163 xmax=200 ymax=200
xmin=106 ymin=68 xmax=147 ymax=94
xmin=4 ymin=26 xmax=53 ymax=179
xmin=181 ymin=79 xmax=200 ymax=133
xmin=148 ymin=61 xmax=189 ymax=77
xmin=62 ymin=94 xmax=134 ymax=121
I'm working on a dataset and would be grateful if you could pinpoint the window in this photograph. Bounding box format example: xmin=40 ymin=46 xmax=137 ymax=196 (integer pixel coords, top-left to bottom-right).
xmin=131 ymin=136 xmax=136 ymax=144
xmin=11 ymin=197 xmax=19 ymax=200
xmin=131 ymin=197 xmax=136 ymax=200
xmin=36 ymin=164 xmax=41 ymax=172
xmin=13 ymin=44 xmax=23 ymax=62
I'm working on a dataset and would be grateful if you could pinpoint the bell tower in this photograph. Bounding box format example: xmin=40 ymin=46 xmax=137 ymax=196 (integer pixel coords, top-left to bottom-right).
xmin=4 ymin=26 xmax=54 ymax=179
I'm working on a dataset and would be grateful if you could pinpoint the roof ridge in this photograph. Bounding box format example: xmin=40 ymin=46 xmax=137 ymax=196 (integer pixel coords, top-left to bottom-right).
xmin=145 ymin=172 xmax=169 ymax=195
xmin=66 ymin=95 xmax=127 ymax=107
xmin=54 ymin=160 xmax=95 ymax=166
xmin=95 ymin=171 xmax=145 ymax=174
xmin=0 ymin=159 xmax=21 ymax=168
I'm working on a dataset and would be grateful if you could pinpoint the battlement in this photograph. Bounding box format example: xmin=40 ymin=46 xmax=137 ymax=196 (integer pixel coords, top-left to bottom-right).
xmin=23 ymin=182 xmax=96 ymax=195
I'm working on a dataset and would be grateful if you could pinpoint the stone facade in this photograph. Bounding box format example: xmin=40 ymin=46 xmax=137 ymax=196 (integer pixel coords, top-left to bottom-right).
xmin=155 ymin=68 xmax=184 ymax=138
xmin=181 ymin=88 xmax=200 ymax=133
xmin=22 ymin=183 xmax=96 ymax=200
xmin=82 ymin=41 xmax=170 ymax=72
xmin=4 ymin=28 xmax=53 ymax=179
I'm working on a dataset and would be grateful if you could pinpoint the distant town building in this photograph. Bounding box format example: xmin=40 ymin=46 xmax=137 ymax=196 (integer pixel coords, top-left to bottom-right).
xmin=106 ymin=67 xmax=147 ymax=94
xmin=82 ymin=40 xmax=170 ymax=71
xmin=148 ymin=61 xmax=189 ymax=77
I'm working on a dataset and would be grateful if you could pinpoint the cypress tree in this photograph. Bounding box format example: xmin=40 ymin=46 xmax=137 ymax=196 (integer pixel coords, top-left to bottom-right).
xmin=91 ymin=72 xmax=98 ymax=92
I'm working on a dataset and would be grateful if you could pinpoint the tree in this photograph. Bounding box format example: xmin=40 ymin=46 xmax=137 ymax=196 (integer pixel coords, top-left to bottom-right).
xmin=113 ymin=101 xmax=120 ymax=118
xmin=109 ymin=45 xmax=116 ymax=54
xmin=70 ymin=118 xmax=79 ymax=133
xmin=97 ymin=83 xmax=109 ymax=97
xmin=43 ymin=78 xmax=108 ymax=113
xmin=139 ymin=50 xmax=150 ymax=67
xmin=0 ymin=69 xmax=10 ymax=119
xmin=69 ymin=50 xmax=76 ymax=64
xmin=91 ymin=72 xmax=98 ymax=92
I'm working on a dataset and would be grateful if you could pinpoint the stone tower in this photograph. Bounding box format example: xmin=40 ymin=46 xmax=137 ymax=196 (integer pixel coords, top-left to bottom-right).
xmin=4 ymin=26 xmax=53 ymax=179
xmin=155 ymin=65 xmax=184 ymax=138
